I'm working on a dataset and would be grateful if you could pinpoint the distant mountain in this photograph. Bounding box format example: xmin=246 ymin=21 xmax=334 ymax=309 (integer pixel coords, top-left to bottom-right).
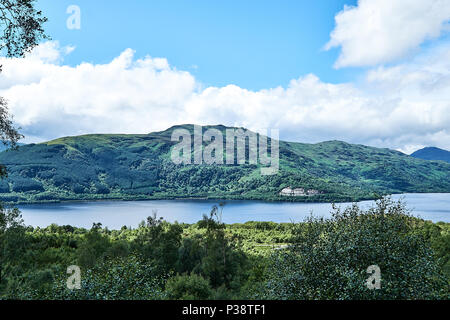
xmin=411 ymin=147 xmax=450 ymax=163
xmin=0 ymin=124 xmax=449 ymax=204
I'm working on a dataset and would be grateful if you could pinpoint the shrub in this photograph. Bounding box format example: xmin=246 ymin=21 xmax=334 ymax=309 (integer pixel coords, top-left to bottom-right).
xmin=263 ymin=197 xmax=449 ymax=300
xmin=165 ymin=273 xmax=213 ymax=300
xmin=20 ymin=256 xmax=167 ymax=300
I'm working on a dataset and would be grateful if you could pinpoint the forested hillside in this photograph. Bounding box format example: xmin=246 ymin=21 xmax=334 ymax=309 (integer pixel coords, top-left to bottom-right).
xmin=0 ymin=124 xmax=449 ymax=204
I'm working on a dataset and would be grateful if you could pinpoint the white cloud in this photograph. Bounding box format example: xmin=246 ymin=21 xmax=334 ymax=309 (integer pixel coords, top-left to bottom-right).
xmin=0 ymin=41 xmax=449 ymax=153
xmin=325 ymin=0 xmax=450 ymax=68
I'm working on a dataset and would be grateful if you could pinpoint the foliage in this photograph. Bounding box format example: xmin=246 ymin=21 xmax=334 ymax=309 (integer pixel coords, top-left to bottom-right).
xmin=0 ymin=204 xmax=25 ymax=288
xmin=0 ymin=0 xmax=48 ymax=58
xmin=165 ymin=273 xmax=212 ymax=300
xmin=0 ymin=199 xmax=448 ymax=300
xmin=262 ymin=197 xmax=449 ymax=300
xmin=19 ymin=255 xmax=167 ymax=300
xmin=0 ymin=0 xmax=49 ymax=174
xmin=133 ymin=212 xmax=183 ymax=274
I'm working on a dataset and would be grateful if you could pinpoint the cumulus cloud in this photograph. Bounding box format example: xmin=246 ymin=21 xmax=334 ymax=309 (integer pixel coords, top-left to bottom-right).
xmin=0 ymin=42 xmax=197 ymax=140
xmin=0 ymin=41 xmax=449 ymax=153
xmin=325 ymin=0 xmax=450 ymax=68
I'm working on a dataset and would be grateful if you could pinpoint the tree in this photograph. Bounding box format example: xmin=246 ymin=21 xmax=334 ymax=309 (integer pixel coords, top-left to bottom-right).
xmin=165 ymin=273 xmax=213 ymax=300
xmin=0 ymin=0 xmax=48 ymax=160
xmin=0 ymin=0 xmax=48 ymax=58
xmin=133 ymin=212 xmax=183 ymax=273
xmin=77 ymin=223 xmax=110 ymax=268
xmin=197 ymin=206 xmax=247 ymax=289
xmin=0 ymin=204 xmax=26 ymax=290
xmin=263 ymin=197 xmax=449 ymax=300
xmin=0 ymin=2 xmax=47 ymax=293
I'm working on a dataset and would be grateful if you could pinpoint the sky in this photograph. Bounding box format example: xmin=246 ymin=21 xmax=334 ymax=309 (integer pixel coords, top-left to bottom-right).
xmin=0 ymin=0 xmax=449 ymax=153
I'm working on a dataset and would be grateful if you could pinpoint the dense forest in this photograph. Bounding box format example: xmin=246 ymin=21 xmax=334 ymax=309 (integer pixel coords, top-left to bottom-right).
xmin=1 ymin=197 xmax=448 ymax=300
xmin=0 ymin=125 xmax=450 ymax=205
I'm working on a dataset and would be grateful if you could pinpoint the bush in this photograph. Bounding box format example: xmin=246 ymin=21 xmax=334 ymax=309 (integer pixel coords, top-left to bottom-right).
xmin=21 ymin=256 xmax=167 ymax=300
xmin=165 ymin=273 xmax=213 ymax=300
xmin=263 ymin=197 xmax=449 ymax=300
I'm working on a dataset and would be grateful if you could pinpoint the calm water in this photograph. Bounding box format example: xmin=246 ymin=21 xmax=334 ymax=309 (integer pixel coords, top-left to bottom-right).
xmin=17 ymin=193 xmax=450 ymax=229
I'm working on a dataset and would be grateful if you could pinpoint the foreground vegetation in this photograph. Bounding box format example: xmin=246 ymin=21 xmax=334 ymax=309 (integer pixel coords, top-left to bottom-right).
xmin=0 ymin=197 xmax=448 ymax=300
xmin=1 ymin=125 xmax=450 ymax=204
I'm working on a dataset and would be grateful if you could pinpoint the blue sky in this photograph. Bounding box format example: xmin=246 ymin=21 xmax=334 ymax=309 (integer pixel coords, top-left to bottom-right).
xmin=1 ymin=0 xmax=449 ymax=153
xmin=37 ymin=0 xmax=358 ymax=90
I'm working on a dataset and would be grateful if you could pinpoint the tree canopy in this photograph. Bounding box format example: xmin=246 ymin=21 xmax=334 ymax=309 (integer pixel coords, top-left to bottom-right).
xmin=263 ymin=198 xmax=449 ymax=299
xmin=0 ymin=0 xmax=48 ymax=175
xmin=0 ymin=0 xmax=48 ymax=58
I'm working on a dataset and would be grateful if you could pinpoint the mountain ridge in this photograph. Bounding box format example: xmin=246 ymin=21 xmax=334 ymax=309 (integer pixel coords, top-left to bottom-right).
xmin=0 ymin=124 xmax=449 ymax=204
xmin=411 ymin=147 xmax=450 ymax=163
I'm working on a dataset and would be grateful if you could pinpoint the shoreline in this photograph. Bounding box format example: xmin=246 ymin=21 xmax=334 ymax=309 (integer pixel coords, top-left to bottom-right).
xmin=13 ymin=191 xmax=450 ymax=207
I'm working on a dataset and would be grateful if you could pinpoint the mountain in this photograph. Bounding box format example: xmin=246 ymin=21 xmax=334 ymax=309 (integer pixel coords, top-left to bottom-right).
xmin=0 ymin=124 xmax=449 ymax=204
xmin=411 ymin=147 xmax=450 ymax=163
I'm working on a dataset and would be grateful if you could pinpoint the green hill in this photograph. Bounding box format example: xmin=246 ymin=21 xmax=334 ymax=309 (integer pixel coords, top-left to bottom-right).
xmin=411 ymin=147 xmax=450 ymax=163
xmin=0 ymin=124 xmax=449 ymax=204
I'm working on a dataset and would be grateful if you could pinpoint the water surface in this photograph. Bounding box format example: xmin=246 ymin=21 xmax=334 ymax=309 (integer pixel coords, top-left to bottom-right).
xmin=17 ymin=193 xmax=450 ymax=229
